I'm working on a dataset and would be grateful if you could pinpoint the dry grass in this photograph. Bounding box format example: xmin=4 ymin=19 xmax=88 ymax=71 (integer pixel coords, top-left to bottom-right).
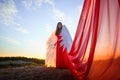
xmin=0 ymin=66 xmax=74 ymax=80
xmin=0 ymin=57 xmax=120 ymax=80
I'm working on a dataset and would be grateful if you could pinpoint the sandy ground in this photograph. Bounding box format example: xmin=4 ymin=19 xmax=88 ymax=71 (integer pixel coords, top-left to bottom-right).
xmin=0 ymin=66 xmax=74 ymax=80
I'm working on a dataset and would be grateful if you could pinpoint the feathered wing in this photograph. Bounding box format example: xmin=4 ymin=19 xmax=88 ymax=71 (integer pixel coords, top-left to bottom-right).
xmin=45 ymin=25 xmax=72 ymax=67
xmin=60 ymin=25 xmax=72 ymax=53
xmin=45 ymin=31 xmax=57 ymax=67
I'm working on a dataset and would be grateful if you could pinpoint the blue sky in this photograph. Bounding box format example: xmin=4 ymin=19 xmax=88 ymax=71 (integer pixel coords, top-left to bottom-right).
xmin=0 ymin=0 xmax=84 ymax=59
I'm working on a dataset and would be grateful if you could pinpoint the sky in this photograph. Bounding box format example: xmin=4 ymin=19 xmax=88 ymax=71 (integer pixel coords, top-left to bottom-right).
xmin=0 ymin=0 xmax=84 ymax=59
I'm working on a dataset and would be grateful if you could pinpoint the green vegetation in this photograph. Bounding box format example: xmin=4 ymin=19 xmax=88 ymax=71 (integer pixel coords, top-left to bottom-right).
xmin=0 ymin=57 xmax=45 ymax=68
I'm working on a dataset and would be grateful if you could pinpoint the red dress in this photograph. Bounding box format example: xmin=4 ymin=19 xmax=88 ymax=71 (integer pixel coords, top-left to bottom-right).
xmin=56 ymin=33 xmax=68 ymax=69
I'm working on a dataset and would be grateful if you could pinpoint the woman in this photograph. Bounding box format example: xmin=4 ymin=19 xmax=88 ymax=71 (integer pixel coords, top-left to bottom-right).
xmin=55 ymin=22 xmax=68 ymax=68
xmin=55 ymin=22 xmax=63 ymax=68
xmin=45 ymin=22 xmax=72 ymax=68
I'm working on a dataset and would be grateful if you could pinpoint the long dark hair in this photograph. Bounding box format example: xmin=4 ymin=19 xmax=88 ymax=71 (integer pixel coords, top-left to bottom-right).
xmin=55 ymin=22 xmax=62 ymax=35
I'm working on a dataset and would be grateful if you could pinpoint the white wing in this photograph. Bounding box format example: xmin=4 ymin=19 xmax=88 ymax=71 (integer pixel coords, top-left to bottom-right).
xmin=45 ymin=25 xmax=72 ymax=67
xmin=60 ymin=25 xmax=72 ymax=53
xmin=45 ymin=31 xmax=57 ymax=67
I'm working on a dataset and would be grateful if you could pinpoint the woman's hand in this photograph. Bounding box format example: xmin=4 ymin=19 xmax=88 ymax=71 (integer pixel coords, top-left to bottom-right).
xmin=54 ymin=42 xmax=56 ymax=46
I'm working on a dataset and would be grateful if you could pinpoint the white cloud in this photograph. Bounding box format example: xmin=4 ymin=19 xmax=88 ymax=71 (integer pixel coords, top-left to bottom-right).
xmin=21 ymin=0 xmax=44 ymax=10
xmin=0 ymin=0 xmax=30 ymax=34
xmin=35 ymin=0 xmax=44 ymax=8
xmin=45 ymin=0 xmax=65 ymax=20
xmin=52 ymin=7 xmax=65 ymax=20
xmin=14 ymin=23 xmax=30 ymax=34
xmin=0 ymin=36 xmax=21 ymax=45
xmin=15 ymin=27 xmax=30 ymax=34
xmin=21 ymin=0 xmax=65 ymax=20
xmin=0 ymin=0 xmax=18 ymax=26
xmin=21 ymin=0 xmax=32 ymax=10
xmin=45 ymin=0 xmax=54 ymax=6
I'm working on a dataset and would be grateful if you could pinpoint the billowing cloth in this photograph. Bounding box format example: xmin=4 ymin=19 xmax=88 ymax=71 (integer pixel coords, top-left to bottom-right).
xmin=68 ymin=0 xmax=120 ymax=79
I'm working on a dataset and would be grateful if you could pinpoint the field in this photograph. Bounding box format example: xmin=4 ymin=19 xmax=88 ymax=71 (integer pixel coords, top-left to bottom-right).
xmin=0 ymin=57 xmax=120 ymax=80
xmin=0 ymin=57 xmax=44 ymax=68
xmin=0 ymin=57 xmax=74 ymax=80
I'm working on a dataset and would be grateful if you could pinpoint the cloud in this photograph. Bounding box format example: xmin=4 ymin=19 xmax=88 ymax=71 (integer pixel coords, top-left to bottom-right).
xmin=0 ymin=36 xmax=21 ymax=45
xmin=0 ymin=0 xmax=30 ymax=34
xmin=21 ymin=0 xmax=44 ymax=10
xmin=45 ymin=0 xmax=54 ymax=6
xmin=15 ymin=27 xmax=30 ymax=34
xmin=0 ymin=0 xmax=18 ymax=26
xmin=52 ymin=7 xmax=65 ymax=20
xmin=14 ymin=23 xmax=30 ymax=34
xmin=21 ymin=0 xmax=65 ymax=20
xmin=21 ymin=0 xmax=32 ymax=10
xmin=45 ymin=0 xmax=75 ymax=28
xmin=45 ymin=0 xmax=65 ymax=20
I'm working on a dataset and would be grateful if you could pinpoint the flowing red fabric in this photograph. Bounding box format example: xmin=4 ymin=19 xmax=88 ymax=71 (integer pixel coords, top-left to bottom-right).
xmin=56 ymin=0 xmax=120 ymax=80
